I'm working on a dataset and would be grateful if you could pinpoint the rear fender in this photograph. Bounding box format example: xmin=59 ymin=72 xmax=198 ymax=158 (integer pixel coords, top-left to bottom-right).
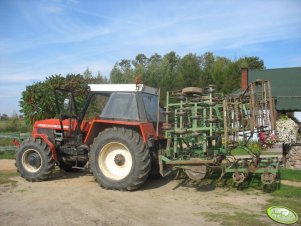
xmin=84 ymin=120 xmax=157 ymax=146
xmin=32 ymin=134 xmax=57 ymax=161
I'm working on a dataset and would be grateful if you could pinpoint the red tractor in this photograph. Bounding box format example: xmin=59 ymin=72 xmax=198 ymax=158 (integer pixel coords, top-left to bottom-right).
xmin=16 ymin=84 xmax=164 ymax=190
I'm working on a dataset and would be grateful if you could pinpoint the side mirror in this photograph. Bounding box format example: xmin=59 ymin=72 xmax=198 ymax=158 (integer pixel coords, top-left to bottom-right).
xmin=63 ymin=98 xmax=70 ymax=110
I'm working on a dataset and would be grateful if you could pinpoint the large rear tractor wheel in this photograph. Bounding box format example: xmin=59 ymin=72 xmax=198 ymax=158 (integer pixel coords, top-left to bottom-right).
xmin=89 ymin=127 xmax=151 ymax=191
xmin=16 ymin=137 xmax=55 ymax=181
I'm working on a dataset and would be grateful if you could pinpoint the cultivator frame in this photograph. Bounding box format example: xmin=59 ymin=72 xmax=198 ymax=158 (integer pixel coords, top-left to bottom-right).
xmin=160 ymin=80 xmax=279 ymax=186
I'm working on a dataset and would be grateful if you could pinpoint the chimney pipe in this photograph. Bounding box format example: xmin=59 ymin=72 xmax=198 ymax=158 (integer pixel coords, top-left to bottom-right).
xmin=241 ymin=68 xmax=248 ymax=91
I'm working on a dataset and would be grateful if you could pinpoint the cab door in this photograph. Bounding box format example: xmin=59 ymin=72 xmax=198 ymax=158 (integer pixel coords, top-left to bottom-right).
xmin=54 ymin=89 xmax=79 ymax=141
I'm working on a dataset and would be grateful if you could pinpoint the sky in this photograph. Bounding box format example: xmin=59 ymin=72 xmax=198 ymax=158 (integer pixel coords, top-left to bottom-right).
xmin=0 ymin=0 xmax=301 ymax=116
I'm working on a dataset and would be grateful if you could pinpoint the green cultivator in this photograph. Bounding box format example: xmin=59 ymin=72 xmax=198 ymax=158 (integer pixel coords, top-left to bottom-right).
xmin=160 ymin=80 xmax=279 ymax=186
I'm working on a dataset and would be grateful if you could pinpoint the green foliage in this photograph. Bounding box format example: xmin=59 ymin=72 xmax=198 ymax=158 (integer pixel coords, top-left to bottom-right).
xmin=20 ymin=72 xmax=108 ymax=125
xmin=0 ymin=118 xmax=31 ymax=133
xmin=19 ymin=51 xmax=264 ymax=125
xmin=19 ymin=74 xmax=65 ymax=124
xmin=230 ymin=140 xmax=262 ymax=155
xmin=109 ymin=51 xmax=265 ymax=104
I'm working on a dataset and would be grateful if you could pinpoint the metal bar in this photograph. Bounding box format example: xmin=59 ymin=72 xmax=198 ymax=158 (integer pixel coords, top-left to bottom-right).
xmin=156 ymin=88 xmax=161 ymax=137
xmin=223 ymin=100 xmax=228 ymax=147
xmin=0 ymin=146 xmax=17 ymax=151
xmin=225 ymin=168 xmax=278 ymax=174
xmin=160 ymin=155 xmax=215 ymax=165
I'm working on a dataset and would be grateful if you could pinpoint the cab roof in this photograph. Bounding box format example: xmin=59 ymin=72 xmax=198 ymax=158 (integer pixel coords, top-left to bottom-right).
xmin=88 ymin=84 xmax=158 ymax=95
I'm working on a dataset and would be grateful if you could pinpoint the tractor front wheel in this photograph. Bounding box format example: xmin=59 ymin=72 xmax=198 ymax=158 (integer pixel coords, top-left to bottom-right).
xmin=89 ymin=127 xmax=151 ymax=191
xmin=16 ymin=137 xmax=55 ymax=181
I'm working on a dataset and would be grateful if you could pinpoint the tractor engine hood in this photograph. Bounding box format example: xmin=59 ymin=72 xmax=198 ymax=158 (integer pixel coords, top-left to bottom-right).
xmin=34 ymin=119 xmax=76 ymax=131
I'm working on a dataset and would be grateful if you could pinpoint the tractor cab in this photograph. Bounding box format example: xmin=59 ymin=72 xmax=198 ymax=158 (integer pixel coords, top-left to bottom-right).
xmin=88 ymin=84 xmax=163 ymax=122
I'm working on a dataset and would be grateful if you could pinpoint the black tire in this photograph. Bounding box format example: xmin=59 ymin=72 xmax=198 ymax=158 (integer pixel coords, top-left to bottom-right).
xmin=89 ymin=127 xmax=151 ymax=191
xmin=16 ymin=137 xmax=55 ymax=181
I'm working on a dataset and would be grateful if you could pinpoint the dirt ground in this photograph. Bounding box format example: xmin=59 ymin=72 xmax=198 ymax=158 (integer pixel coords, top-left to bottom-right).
xmin=0 ymin=159 xmax=274 ymax=226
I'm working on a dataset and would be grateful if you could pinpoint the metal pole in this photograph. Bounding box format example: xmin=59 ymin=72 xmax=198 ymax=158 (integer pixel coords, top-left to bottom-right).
xmin=156 ymin=88 xmax=161 ymax=137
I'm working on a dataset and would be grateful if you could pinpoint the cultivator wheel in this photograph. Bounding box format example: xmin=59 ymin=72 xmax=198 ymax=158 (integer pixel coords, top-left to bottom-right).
xmin=185 ymin=165 xmax=207 ymax=180
xmin=182 ymin=87 xmax=203 ymax=96
xmin=261 ymin=172 xmax=276 ymax=185
xmin=232 ymin=171 xmax=248 ymax=184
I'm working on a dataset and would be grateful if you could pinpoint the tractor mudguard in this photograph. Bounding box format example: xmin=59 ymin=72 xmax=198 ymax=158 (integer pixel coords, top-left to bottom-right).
xmin=84 ymin=119 xmax=158 ymax=146
xmin=32 ymin=134 xmax=57 ymax=161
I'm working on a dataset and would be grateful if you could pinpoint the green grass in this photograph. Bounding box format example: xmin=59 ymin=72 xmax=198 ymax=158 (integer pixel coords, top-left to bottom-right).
xmin=0 ymin=119 xmax=31 ymax=133
xmin=0 ymin=171 xmax=18 ymax=186
xmin=271 ymin=184 xmax=301 ymax=198
xmin=280 ymin=168 xmax=301 ymax=182
xmin=0 ymin=137 xmax=14 ymax=146
xmin=202 ymin=211 xmax=271 ymax=226
xmin=266 ymin=185 xmax=301 ymax=225
xmin=200 ymin=184 xmax=301 ymax=226
xmin=231 ymin=148 xmax=252 ymax=156
xmin=231 ymin=141 xmax=262 ymax=156
xmin=0 ymin=151 xmax=15 ymax=159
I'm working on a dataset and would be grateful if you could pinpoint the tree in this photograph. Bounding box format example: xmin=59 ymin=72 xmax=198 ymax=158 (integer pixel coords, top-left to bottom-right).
xmin=110 ymin=60 xmax=135 ymax=83
xmin=83 ymin=67 xmax=93 ymax=80
xmin=110 ymin=64 xmax=125 ymax=83
xmin=200 ymin=52 xmax=215 ymax=88
xmin=211 ymin=57 xmax=231 ymax=92
xmin=142 ymin=53 xmax=162 ymax=88
xmin=236 ymin=57 xmax=265 ymax=70
xmin=179 ymin=53 xmax=201 ymax=87
xmin=20 ymin=74 xmax=89 ymax=125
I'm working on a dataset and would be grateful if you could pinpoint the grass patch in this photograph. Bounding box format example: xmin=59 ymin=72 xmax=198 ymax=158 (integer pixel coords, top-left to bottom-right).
xmin=0 ymin=137 xmax=15 ymax=146
xmin=280 ymin=168 xmax=301 ymax=182
xmin=266 ymin=191 xmax=301 ymax=225
xmin=231 ymin=148 xmax=252 ymax=156
xmin=0 ymin=151 xmax=16 ymax=159
xmin=231 ymin=141 xmax=263 ymax=156
xmin=201 ymin=185 xmax=301 ymax=226
xmin=202 ymin=211 xmax=271 ymax=226
xmin=0 ymin=119 xmax=31 ymax=133
xmin=266 ymin=198 xmax=301 ymax=218
xmin=266 ymin=185 xmax=301 ymax=224
xmin=271 ymin=184 xmax=301 ymax=198
xmin=0 ymin=171 xmax=18 ymax=186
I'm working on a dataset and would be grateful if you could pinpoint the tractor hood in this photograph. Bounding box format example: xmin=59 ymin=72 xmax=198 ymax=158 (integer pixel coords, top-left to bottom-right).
xmin=33 ymin=119 xmax=90 ymax=133
xmin=34 ymin=119 xmax=76 ymax=131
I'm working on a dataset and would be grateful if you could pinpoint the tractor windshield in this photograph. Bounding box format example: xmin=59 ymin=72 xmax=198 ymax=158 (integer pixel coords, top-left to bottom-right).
xmin=54 ymin=89 xmax=78 ymax=119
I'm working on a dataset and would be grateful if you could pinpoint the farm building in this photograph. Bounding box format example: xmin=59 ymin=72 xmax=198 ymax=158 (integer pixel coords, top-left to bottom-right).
xmin=241 ymin=67 xmax=301 ymax=118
